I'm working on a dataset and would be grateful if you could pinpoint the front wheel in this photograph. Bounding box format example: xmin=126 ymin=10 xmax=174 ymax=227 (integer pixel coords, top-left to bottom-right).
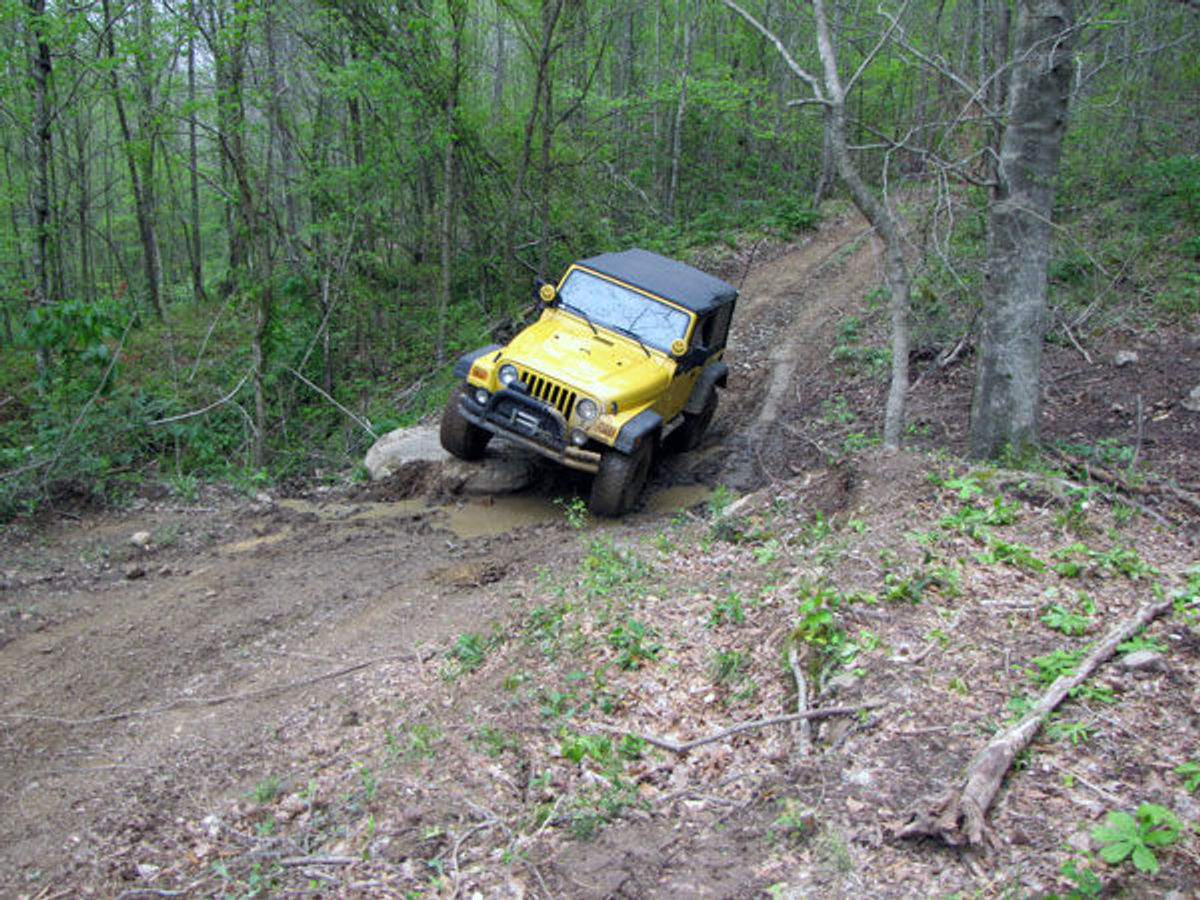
xmin=440 ymin=389 xmax=492 ymax=460
xmin=590 ymin=439 xmax=653 ymax=517
xmin=675 ymin=389 xmax=718 ymax=452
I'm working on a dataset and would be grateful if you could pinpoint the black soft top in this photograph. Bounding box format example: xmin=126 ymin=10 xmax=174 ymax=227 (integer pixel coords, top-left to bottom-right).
xmin=574 ymin=248 xmax=737 ymax=315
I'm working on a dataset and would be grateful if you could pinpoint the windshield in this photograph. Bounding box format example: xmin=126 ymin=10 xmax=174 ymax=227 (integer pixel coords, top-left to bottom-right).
xmin=557 ymin=268 xmax=692 ymax=353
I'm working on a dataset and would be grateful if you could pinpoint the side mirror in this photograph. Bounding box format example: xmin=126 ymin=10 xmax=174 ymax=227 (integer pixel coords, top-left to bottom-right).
xmin=538 ymin=282 xmax=557 ymax=304
xmin=670 ymin=338 xmax=687 ymax=358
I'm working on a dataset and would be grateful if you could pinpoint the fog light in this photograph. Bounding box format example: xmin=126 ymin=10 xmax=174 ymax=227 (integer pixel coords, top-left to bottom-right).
xmin=473 ymin=388 xmax=489 ymax=406
xmin=570 ymin=429 xmax=588 ymax=447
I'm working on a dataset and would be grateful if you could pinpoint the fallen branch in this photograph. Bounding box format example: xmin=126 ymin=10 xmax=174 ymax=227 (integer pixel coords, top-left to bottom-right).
xmin=277 ymin=855 xmax=357 ymax=867
xmin=149 ymin=366 xmax=254 ymax=426
xmin=583 ymin=701 xmax=883 ymax=755
xmin=1053 ymin=449 xmax=1200 ymax=519
xmin=284 ymin=366 xmax=377 ymax=440
xmin=898 ymin=595 xmax=1174 ymax=847
xmin=786 ymin=638 xmax=813 ymax=754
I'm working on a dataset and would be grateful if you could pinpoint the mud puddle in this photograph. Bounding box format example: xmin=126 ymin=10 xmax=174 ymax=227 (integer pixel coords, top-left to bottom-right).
xmin=280 ymin=482 xmax=715 ymax=539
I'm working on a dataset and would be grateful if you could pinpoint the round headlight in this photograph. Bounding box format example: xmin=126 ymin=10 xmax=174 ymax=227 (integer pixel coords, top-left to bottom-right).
xmin=575 ymin=398 xmax=599 ymax=423
xmin=498 ymin=364 xmax=519 ymax=386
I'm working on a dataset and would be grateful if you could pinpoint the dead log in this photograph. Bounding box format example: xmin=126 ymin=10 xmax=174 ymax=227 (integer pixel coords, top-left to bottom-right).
xmin=898 ymin=596 xmax=1174 ymax=848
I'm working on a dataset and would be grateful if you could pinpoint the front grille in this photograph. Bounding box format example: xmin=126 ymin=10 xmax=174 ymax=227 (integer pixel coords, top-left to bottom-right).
xmin=518 ymin=368 xmax=577 ymax=419
xmin=488 ymin=393 xmax=565 ymax=448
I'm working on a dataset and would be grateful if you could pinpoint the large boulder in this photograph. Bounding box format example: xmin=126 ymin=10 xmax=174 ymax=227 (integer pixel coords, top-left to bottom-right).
xmin=363 ymin=425 xmax=542 ymax=495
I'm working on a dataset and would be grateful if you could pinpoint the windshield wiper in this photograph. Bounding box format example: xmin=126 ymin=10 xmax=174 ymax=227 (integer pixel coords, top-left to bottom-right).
xmin=563 ymin=303 xmax=599 ymax=336
xmin=610 ymin=324 xmax=652 ymax=358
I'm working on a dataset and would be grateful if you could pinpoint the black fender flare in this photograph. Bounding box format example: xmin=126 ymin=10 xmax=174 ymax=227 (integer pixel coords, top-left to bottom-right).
xmin=614 ymin=408 xmax=662 ymax=454
xmin=684 ymin=361 xmax=728 ymax=414
xmin=452 ymin=344 xmax=503 ymax=379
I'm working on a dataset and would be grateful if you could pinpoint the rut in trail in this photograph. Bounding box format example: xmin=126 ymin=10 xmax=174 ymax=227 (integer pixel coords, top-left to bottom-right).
xmin=715 ymin=213 xmax=882 ymax=490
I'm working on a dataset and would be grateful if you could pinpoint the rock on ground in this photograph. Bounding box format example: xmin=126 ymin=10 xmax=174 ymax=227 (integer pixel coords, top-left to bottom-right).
xmin=364 ymin=425 xmax=542 ymax=495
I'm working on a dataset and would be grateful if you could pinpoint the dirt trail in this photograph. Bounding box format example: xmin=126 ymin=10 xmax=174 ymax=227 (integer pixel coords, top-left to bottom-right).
xmin=715 ymin=213 xmax=879 ymax=487
xmin=2 ymin=213 xmax=1197 ymax=895
xmin=0 ymin=499 xmax=558 ymax=887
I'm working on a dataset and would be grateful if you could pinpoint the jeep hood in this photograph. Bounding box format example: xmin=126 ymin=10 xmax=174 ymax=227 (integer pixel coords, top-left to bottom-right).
xmin=502 ymin=315 xmax=672 ymax=407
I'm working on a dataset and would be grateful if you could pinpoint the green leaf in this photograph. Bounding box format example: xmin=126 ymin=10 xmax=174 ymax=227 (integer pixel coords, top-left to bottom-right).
xmin=1096 ymin=840 xmax=1132 ymax=864
xmin=1130 ymin=844 xmax=1159 ymax=873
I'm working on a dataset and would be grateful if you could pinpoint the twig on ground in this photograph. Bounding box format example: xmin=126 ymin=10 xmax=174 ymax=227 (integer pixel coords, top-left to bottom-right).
xmin=582 ymin=702 xmax=883 ymax=755
xmin=898 ymin=595 xmax=1174 ymax=847
xmin=786 ymin=638 xmax=812 ymax=754
xmin=2 ymin=653 xmax=408 ymax=726
xmin=277 ymin=855 xmax=357 ymax=867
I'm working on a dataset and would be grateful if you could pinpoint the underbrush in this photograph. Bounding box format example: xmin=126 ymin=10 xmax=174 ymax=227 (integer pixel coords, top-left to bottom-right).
xmin=175 ymin=451 xmax=1200 ymax=897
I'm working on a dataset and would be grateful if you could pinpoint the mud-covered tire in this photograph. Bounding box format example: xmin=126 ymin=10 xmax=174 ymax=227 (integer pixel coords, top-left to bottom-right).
xmin=590 ymin=439 xmax=653 ymax=517
xmin=440 ymin=390 xmax=492 ymax=460
xmin=675 ymin=389 xmax=718 ymax=452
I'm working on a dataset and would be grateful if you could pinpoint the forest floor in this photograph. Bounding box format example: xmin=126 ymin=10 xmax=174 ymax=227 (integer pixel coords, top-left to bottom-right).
xmin=2 ymin=213 xmax=1200 ymax=898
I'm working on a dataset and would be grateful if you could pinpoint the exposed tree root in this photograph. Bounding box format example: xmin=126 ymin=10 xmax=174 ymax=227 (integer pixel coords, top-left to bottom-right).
xmin=898 ymin=596 xmax=1174 ymax=848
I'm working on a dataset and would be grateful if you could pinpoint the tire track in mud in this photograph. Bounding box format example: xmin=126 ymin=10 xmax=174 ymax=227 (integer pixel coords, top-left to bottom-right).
xmin=714 ymin=213 xmax=882 ymax=489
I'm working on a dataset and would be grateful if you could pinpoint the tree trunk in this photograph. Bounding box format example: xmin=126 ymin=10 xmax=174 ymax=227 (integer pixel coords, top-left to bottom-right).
xmin=969 ymin=0 xmax=1075 ymax=459
xmin=188 ymin=0 xmax=206 ymax=303
xmin=811 ymin=0 xmax=912 ymax=450
xmin=666 ymin=0 xmax=694 ymax=224
xmin=102 ymin=0 xmax=163 ymax=319
xmin=28 ymin=0 xmax=53 ymax=326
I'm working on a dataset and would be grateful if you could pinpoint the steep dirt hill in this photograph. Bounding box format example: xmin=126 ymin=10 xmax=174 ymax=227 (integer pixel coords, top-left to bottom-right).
xmin=1 ymin=216 xmax=1198 ymax=898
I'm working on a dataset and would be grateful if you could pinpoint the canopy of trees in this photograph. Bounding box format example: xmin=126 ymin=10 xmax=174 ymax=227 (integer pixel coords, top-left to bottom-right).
xmin=1 ymin=0 xmax=1196 ymax=509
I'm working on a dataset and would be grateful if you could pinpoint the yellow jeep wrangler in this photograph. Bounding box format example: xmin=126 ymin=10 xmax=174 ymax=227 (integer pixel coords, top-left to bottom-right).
xmin=440 ymin=248 xmax=737 ymax=516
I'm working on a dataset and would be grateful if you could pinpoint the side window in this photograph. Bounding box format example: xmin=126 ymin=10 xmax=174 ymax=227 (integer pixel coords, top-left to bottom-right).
xmin=704 ymin=303 xmax=733 ymax=351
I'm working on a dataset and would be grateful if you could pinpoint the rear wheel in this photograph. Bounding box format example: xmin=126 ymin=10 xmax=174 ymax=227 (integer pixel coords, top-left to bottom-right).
xmin=590 ymin=439 xmax=653 ymax=517
xmin=440 ymin=389 xmax=492 ymax=460
xmin=675 ymin=389 xmax=718 ymax=451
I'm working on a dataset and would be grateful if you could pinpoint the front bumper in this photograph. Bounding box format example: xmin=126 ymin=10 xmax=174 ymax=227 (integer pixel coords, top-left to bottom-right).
xmin=458 ymin=388 xmax=603 ymax=474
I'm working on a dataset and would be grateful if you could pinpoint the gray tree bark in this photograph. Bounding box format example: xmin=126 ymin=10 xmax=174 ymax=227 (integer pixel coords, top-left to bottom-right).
xmin=969 ymin=0 xmax=1075 ymax=459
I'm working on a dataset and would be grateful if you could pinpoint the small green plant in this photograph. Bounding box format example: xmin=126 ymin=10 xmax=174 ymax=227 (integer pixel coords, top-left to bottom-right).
xmin=707 ymin=484 xmax=733 ymax=518
xmin=1117 ymin=633 xmax=1167 ymax=654
xmin=359 ymin=763 xmax=378 ymax=800
xmin=397 ymin=722 xmax=442 ymax=760
xmin=1092 ymin=803 xmax=1182 ymax=874
xmin=474 ymin=725 xmax=516 ymax=757
xmin=446 ymin=632 xmax=488 ymax=673
xmin=579 ymin=535 xmax=650 ymax=599
xmin=556 ymin=495 xmax=589 ymax=530
xmin=606 ymin=618 xmax=662 ymax=670
xmin=709 ymin=648 xmax=748 ymax=685
xmin=617 ymin=734 xmax=646 ymax=760
xmin=1056 ymin=852 xmax=1104 ymax=899
xmin=769 ymin=798 xmax=813 ymax=847
xmin=1046 ymin=718 xmax=1093 ymax=745
xmin=560 ymin=731 xmax=614 ymax=766
xmin=1028 ymin=647 xmax=1085 ymax=686
xmin=1041 ymin=603 xmax=1092 ymax=636
xmin=707 ymin=592 xmax=745 ymax=627
xmin=975 ymin=539 xmax=1046 ymax=572
xmin=1174 ymin=759 xmax=1200 ymax=793
xmin=249 ymin=775 xmax=282 ymax=805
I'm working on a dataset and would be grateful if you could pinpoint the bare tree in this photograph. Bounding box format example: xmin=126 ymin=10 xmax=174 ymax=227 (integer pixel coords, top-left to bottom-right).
xmin=969 ymin=0 xmax=1076 ymax=459
xmin=723 ymin=0 xmax=914 ymax=450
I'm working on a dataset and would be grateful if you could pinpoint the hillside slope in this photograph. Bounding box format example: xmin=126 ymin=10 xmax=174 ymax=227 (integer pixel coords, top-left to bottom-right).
xmin=2 ymin=216 xmax=1199 ymax=898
